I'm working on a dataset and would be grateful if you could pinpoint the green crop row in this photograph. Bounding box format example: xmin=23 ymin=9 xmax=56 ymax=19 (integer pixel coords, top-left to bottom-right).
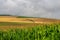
xmin=0 ymin=24 xmax=60 ymax=40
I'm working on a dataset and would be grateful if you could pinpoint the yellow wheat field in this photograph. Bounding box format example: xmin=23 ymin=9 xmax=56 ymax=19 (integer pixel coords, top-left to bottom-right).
xmin=0 ymin=16 xmax=60 ymax=23
xmin=0 ymin=16 xmax=60 ymax=30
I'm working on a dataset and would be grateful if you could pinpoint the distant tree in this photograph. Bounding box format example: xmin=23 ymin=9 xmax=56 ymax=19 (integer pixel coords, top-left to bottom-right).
xmin=0 ymin=14 xmax=12 ymax=16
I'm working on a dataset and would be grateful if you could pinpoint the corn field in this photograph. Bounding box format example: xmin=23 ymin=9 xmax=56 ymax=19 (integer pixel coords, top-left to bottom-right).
xmin=0 ymin=23 xmax=60 ymax=40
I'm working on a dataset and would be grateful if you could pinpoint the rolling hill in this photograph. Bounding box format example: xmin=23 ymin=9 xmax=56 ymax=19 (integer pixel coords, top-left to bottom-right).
xmin=0 ymin=16 xmax=60 ymax=30
xmin=0 ymin=16 xmax=60 ymax=23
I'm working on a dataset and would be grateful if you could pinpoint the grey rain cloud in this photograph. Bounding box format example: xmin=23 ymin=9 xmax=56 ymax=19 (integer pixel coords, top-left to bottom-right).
xmin=0 ymin=0 xmax=60 ymax=19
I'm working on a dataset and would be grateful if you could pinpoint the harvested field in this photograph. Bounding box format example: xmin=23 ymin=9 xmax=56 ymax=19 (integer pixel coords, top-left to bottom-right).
xmin=0 ymin=22 xmax=59 ymax=31
xmin=0 ymin=16 xmax=60 ymax=30
xmin=0 ymin=22 xmax=42 ymax=30
xmin=0 ymin=16 xmax=60 ymax=23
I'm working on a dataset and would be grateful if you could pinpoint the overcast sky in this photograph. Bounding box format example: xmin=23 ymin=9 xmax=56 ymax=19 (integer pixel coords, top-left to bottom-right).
xmin=0 ymin=0 xmax=60 ymax=19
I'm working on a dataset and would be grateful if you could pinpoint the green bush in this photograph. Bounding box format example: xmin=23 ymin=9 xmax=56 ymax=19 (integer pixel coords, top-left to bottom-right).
xmin=0 ymin=24 xmax=60 ymax=40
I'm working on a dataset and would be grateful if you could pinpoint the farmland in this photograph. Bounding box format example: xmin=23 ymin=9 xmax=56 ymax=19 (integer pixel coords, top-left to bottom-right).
xmin=0 ymin=23 xmax=60 ymax=40
xmin=0 ymin=16 xmax=60 ymax=23
xmin=0 ymin=16 xmax=60 ymax=40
